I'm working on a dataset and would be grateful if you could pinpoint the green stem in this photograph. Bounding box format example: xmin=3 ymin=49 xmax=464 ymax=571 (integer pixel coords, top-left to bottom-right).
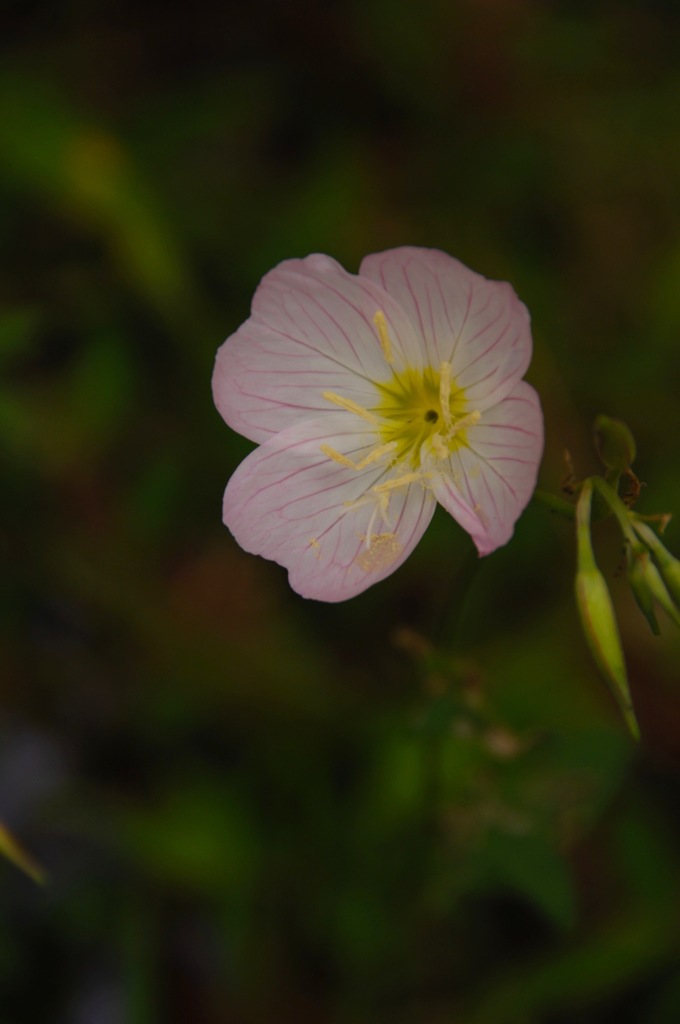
xmin=591 ymin=477 xmax=639 ymax=547
xmin=575 ymin=479 xmax=597 ymax=569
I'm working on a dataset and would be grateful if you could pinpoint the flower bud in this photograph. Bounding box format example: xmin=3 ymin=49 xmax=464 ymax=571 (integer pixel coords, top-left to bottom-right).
xmin=575 ymin=481 xmax=639 ymax=739
xmin=626 ymin=545 xmax=660 ymax=635
xmin=627 ymin=541 xmax=680 ymax=633
xmin=593 ymin=415 xmax=637 ymax=473
xmin=632 ymin=520 xmax=680 ymax=610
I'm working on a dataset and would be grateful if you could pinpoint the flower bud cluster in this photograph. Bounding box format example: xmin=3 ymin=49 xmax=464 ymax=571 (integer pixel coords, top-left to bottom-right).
xmin=572 ymin=417 xmax=680 ymax=740
xmin=628 ymin=519 xmax=680 ymax=635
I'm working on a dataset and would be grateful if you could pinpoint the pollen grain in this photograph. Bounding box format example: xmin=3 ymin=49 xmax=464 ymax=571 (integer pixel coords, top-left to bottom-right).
xmin=354 ymin=532 xmax=402 ymax=572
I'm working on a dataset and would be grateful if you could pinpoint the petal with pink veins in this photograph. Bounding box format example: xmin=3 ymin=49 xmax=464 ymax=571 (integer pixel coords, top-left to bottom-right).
xmin=223 ymin=413 xmax=436 ymax=601
xmin=213 ymin=254 xmax=423 ymax=444
xmin=426 ymin=381 xmax=543 ymax=556
xmin=359 ymin=247 xmax=532 ymax=410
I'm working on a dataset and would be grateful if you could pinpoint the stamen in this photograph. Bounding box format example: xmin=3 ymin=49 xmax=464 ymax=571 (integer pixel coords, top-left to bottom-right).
xmin=373 ymin=310 xmax=394 ymax=365
xmin=439 ymin=361 xmax=453 ymax=431
xmin=448 ymin=409 xmax=481 ymax=437
xmin=343 ymin=494 xmax=371 ymax=510
xmin=354 ymin=441 xmax=398 ymax=469
xmin=319 ymin=444 xmax=358 ymax=469
xmin=342 ymin=491 xmax=391 ymax=533
xmin=373 ymin=471 xmax=430 ymax=494
xmin=430 ymin=433 xmax=449 ymax=460
xmin=322 ymin=391 xmax=379 ymax=424
xmin=365 ymin=499 xmax=383 ymax=544
xmin=321 ymin=440 xmax=398 ymax=471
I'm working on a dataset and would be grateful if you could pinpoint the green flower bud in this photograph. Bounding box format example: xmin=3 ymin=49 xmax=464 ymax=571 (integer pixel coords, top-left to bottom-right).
xmin=594 ymin=415 xmax=637 ymax=473
xmin=575 ymin=481 xmax=639 ymax=740
xmin=626 ymin=545 xmax=660 ymax=636
xmin=632 ymin=520 xmax=680 ymax=610
xmin=626 ymin=540 xmax=680 ymax=633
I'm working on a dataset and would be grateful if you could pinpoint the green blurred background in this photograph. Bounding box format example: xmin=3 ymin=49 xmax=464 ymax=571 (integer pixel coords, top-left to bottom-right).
xmin=2 ymin=1 xmax=680 ymax=1021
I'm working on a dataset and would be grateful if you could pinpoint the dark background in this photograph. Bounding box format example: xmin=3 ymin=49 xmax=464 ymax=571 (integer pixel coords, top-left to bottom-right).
xmin=2 ymin=1 xmax=680 ymax=1021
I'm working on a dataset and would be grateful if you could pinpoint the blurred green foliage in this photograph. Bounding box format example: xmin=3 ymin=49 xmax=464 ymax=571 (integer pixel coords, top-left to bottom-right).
xmin=2 ymin=1 xmax=680 ymax=1021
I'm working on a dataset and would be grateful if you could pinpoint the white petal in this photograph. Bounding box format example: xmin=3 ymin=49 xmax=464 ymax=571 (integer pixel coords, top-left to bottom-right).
xmin=427 ymin=381 xmax=543 ymax=555
xmin=360 ymin=247 xmax=532 ymax=410
xmin=223 ymin=413 xmax=436 ymax=601
xmin=213 ymin=254 xmax=424 ymax=443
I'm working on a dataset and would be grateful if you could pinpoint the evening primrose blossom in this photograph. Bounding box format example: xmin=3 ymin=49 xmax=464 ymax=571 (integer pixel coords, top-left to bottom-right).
xmin=212 ymin=247 xmax=543 ymax=601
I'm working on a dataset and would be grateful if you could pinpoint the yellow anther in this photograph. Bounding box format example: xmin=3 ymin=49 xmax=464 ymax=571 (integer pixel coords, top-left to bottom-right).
xmin=322 ymin=391 xmax=379 ymax=424
xmin=448 ymin=409 xmax=481 ymax=437
xmin=320 ymin=445 xmax=358 ymax=469
xmin=373 ymin=310 xmax=394 ymax=365
xmin=373 ymin=471 xmax=430 ymax=494
xmin=354 ymin=441 xmax=398 ymax=469
xmin=430 ymin=432 xmax=449 ymax=460
xmin=321 ymin=440 xmax=397 ymax=471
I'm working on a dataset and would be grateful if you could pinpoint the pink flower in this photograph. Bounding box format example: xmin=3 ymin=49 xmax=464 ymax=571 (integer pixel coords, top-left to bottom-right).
xmin=212 ymin=247 xmax=543 ymax=602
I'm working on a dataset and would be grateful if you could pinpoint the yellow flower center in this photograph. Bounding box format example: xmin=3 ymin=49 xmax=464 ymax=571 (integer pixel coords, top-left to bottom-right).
xmin=374 ymin=362 xmax=475 ymax=468
xmin=314 ymin=312 xmax=482 ymax=568
xmin=320 ymin=311 xmax=481 ymax=475
xmin=307 ymin=307 xmax=483 ymax=573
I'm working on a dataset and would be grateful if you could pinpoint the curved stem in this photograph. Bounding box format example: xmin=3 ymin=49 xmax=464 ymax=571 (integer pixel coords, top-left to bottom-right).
xmin=591 ymin=477 xmax=638 ymax=546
